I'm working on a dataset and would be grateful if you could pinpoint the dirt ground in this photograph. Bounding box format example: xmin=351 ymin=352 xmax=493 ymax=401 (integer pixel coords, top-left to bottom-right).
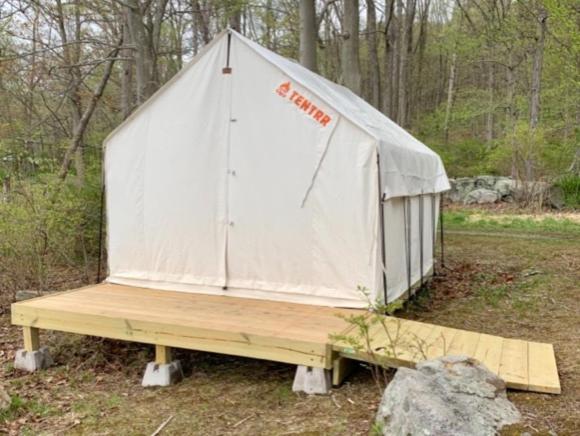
xmin=1 ymin=222 xmax=579 ymax=435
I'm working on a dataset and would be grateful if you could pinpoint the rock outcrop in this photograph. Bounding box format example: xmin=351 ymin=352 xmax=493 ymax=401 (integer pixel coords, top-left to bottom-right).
xmin=446 ymin=176 xmax=564 ymax=208
xmin=375 ymin=355 xmax=520 ymax=436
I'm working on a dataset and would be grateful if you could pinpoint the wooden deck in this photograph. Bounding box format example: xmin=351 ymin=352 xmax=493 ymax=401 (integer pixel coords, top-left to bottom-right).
xmin=11 ymin=284 xmax=560 ymax=394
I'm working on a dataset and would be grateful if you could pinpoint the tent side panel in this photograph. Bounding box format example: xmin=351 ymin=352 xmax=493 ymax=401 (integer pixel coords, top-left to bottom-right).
xmin=106 ymin=37 xmax=230 ymax=287
xmin=383 ymin=194 xmax=439 ymax=302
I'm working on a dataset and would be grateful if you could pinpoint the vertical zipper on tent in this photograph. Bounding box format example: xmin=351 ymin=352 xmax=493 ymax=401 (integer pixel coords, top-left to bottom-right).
xmin=222 ymin=33 xmax=234 ymax=290
xmin=376 ymin=153 xmax=388 ymax=306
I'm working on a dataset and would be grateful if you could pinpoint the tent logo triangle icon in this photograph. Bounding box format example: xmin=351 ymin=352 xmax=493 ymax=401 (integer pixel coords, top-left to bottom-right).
xmin=276 ymin=81 xmax=291 ymax=97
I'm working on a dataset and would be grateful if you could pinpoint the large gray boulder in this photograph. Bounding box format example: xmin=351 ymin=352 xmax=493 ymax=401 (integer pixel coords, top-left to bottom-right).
xmin=474 ymin=175 xmax=497 ymax=190
xmin=463 ymin=188 xmax=500 ymax=205
xmin=493 ymin=177 xmax=515 ymax=198
xmin=375 ymin=355 xmax=520 ymax=436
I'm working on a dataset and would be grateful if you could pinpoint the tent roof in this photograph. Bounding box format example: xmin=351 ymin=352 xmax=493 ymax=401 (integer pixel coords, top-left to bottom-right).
xmin=232 ymin=31 xmax=449 ymax=198
xmin=236 ymin=31 xmax=432 ymax=156
xmin=105 ymin=29 xmax=449 ymax=199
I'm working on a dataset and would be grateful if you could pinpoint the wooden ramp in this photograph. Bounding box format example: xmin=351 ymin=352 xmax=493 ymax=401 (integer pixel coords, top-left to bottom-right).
xmin=332 ymin=315 xmax=561 ymax=394
xmin=11 ymin=284 xmax=560 ymax=394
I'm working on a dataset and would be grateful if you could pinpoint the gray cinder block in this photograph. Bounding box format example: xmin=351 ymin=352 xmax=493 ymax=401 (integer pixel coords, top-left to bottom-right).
xmin=292 ymin=365 xmax=331 ymax=395
xmin=14 ymin=347 xmax=53 ymax=372
xmin=141 ymin=361 xmax=184 ymax=387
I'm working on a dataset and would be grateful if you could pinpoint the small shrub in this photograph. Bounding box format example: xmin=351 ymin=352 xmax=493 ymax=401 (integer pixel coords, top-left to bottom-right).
xmin=0 ymin=175 xmax=101 ymax=297
xmin=555 ymin=174 xmax=580 ymax=208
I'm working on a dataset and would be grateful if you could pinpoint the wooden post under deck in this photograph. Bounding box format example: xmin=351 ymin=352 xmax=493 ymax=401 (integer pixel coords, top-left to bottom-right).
xmin=23 ymin=326 xmax=40 ymax=352
xmin=332 ymin=355 xmax=356 ymax=386
xmin=155 ymin=344 xmax=172 ymax=365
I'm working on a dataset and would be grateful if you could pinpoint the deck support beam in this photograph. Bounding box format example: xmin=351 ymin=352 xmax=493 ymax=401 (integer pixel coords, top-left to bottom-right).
xmin=155 ymin=344 xmax=172 ymax=365
xmin=23 ymin=326 xmax=40 ymax=351
xmin=332 ymin=356 xmax=356 ymax=387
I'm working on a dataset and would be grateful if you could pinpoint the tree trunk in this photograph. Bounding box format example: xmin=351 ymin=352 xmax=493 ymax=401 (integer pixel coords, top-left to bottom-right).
xmin=485 ymin=60 xmax=494 ymax=148
xmin=443 ymin=52 xmax=457 ymax=144
xmin=529 ymin=8 xmax=547 ymax=130
xmin=390 ymin=0 xmax=401 ymax=119
xmin=192 ymin=0 xmax=211 ymax=49
xmin=381 ymin=0 xmax=395 ymax=116
xmin=56 ymin=0 xmax=85 ymax=185
xmin=126 ymin=0 xmax=156 ymax=104
xmin=365 ymin=0 xmax=380 ymax=108
xmin=413 ymin=0 xmax=430 ymax=123
xmin=397 ymin=0 xmax=415 ymax=127
xmin=59 ymin=40 xmax=123 ymax=181
xmin=121 ymin=11 xmax=134 ymax=120
xmin=227 ymin=0 xmax=242 ymax=32
xmin=299 ymin=0 xmax=317 ymax=72
xmin=341 ymin=0 xmax=362 ymax=95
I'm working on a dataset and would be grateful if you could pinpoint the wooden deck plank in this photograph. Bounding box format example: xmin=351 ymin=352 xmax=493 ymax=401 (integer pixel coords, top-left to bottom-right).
xmin=12 ymin=304 xmax=330 ymax=368
xmin=528 ymin=342 xmax=561 ymax=394
xmin=20 ymin=287 xmax=354 ymax=344
xmin=499 ymin=338 xmax=529 ymax=390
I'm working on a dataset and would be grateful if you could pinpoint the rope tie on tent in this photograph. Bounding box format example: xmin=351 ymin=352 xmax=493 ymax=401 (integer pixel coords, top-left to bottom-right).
xmin=403 ymin=197 xmax=412 ymax=300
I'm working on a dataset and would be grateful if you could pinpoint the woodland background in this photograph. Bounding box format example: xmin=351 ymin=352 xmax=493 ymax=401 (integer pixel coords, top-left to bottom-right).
xmin=0 ymin=0 xmax=578 ymax=295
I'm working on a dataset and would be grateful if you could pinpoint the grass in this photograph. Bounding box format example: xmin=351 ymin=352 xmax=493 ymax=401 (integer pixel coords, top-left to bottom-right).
xmin=443 ymin=207 xmax=580 ymax=235
xmin=0 ymin=208 xmax=578 ymax=435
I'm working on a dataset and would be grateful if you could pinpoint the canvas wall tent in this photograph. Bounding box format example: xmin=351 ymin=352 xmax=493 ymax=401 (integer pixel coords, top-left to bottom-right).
xmin=104 ymin=29 xmax=450 ymax=309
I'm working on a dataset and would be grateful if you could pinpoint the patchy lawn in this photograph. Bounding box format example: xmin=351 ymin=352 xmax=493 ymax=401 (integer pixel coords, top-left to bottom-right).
xmin=1 ymin=211 xmax=579 ymax=435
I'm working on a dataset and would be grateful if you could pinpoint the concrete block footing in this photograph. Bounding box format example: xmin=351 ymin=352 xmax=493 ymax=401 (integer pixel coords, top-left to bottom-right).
xmin=14 ymin=347 xmax=53 ymax=372
xmin=292 ymin=365 xmax=331 ymax=395
xmin=142 ymin=361 xmax=183 ymax=387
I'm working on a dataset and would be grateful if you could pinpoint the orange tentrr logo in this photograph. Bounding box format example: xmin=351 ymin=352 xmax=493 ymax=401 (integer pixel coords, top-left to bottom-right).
xmin=276 ymin=81 xmax=291 ymax=97
xmin=274 ymin=81 xmax=332 ymax=127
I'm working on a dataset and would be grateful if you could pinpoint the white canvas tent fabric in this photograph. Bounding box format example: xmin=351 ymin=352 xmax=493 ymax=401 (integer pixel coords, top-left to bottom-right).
xmin=104 ymin=30 xmax=450 ymax=308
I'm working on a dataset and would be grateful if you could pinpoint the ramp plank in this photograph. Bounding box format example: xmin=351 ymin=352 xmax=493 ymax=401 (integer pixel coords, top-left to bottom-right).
xmin=528 ymin=342 xmax=561 ymax=394
xmin=473 ymin=333 xmax=504 ymax=374
xmin=499 ymin=338 xmax=529 ymax=390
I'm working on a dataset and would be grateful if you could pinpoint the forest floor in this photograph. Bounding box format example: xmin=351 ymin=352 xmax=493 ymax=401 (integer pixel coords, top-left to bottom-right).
xmin=0 ymin=207 xmax=579 ymax=435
